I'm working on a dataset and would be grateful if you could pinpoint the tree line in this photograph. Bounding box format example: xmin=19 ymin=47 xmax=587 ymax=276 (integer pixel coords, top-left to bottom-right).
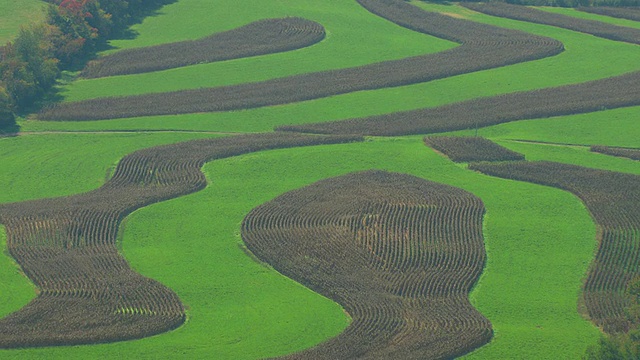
xmin=0 ymin=0 xmax=174 ymax=131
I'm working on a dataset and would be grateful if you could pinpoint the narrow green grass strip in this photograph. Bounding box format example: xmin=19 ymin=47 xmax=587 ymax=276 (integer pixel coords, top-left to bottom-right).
xmin=0 ymin=226 xmax=34 ymax=318
xmin=30 ymin=4 xmax=640 ymax=133
xmin=0 ymin=138 xmax=600 ymax=358
xmin=540 ymin=6 xmax=640 ymax=29
xmin=446 ymin=106 xmax=640 ymax=149
xmin=58 ymin=0 xmax=454 ymax=102
xmin=496 ymin=141 xmax=640 ymax=175
xmin=0 ymin=137 xmax=598 ymax=359
xmin=0 ymin=132 xmax=220 ymax=204
xmin=2 ymin=0 xmax=634 ymax=358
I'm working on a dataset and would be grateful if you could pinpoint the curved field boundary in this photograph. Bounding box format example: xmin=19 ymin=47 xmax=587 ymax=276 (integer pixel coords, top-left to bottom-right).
xmin=578 ymin=7 xmax=640 ymax=22
xmin=279 ymin=70 xmax=640 ymax=136
xmin=591 ymin=145 xmax=640 ymax=160
xmin=37 ymin=0 xmax=563 ymax=121
xmin=424 ymin=136 xmax=525 ymax=162
xmin=242 ymin=170 xmax=492 ymax=359
xmin=0 ymin=133 xmax=361 ymax=348
xmin=462 ymin=2 xmax=640 ymax=45
xmin=81 ymin=18 xmax=326 ymax=79
xmin=468 ymin=161 xmax=640 ymax=333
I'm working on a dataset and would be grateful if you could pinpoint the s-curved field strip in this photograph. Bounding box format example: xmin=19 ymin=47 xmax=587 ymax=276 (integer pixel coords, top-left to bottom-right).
xmin=578 ymin=6 xmax=640 ymax=22
xmin=279 ymin=70 xmax=640 ymax=135
xmin=0 ymin=133 xmax=360 ymax=348
xmin=81 ymin=18 xmax=326 ymax=79
xmin=469 ymin=160 xmax=640 ymax=333
xmin=38 ymin=0 xmax=565 ymax=121
xmin=2 ymin=0 xmax=640 ymax=358
xmin=243 ymin=170 xmax=491 ymax=359
xmin=426 ymin=137 xmax=640 ymax=334
xmin=591 ymin=145 xmax=640 ymax=161
xmin=462 ymin=2 xmax=640 ymax=45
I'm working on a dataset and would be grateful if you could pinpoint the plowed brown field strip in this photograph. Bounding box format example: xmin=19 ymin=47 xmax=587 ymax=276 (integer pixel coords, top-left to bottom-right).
xmin=280 ymin=70 xmax=640 ymax=136
xmin=242 ymin=170 xmax=492 ymax=359
xmin=578 ymin=7 xmax=640 ymax=22
xmin=12 ymin=0 xmax=638 ymax=353
xmin=37 ymin=0 xmax=563 ymax=121
xmin=424 ymin=136 xmax=525 ymax=162
xmin=463 ymin=2 xmax=640 ymax=45
xmin=468 ymin=161 xmax=640 ymax=333
xmin=0 ymin=133 xmax=361 ymax=347
xmin=81 ymin=18 xmax=326 ymax=79
xmin=591 ymin=145 xmax=640 ymax=161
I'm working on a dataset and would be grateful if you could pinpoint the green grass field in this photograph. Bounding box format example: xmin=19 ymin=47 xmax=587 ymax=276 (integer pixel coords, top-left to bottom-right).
xmin=0 ymin=0 xmax=45 ymax=44
xmin=0 ymin=226 xmax=33 ymax=318
xmin=539 ymin=6 xmax=640 ymax=28
xmin=24 ymin=3 xmax=640 ymax=133
xmin=2 ymin=0 xmax=639 ymax=358
xmin=55 ymin=0 xmax=455 ymax=102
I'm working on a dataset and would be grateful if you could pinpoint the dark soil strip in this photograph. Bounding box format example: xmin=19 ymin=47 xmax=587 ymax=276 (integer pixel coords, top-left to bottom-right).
xmin=0 ymin=133 xmax=362 ymax=348
xmin=279 ymin=70 xmax=640 ymax=136
xmin=469 ymin=161 xmax=640 ymax=333
xmin=577 ymin=7 xmax=640 ymax=23
xmin=242 ymin=170 xmax=492 ymax=359
xmin=591 ymin=145 xmax=640 ymax=160
xmin=424 ymin=136 xmax=525 ymax=162
xmin=81 ymin=18 xmax=326 ymax=79
xmin=463 ymin=2 xmax=640 ymax=45
xmin=38 ymin=0 xmax=563 ymax=121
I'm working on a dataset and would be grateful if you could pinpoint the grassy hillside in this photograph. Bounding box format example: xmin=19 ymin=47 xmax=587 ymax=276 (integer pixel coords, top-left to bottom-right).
xmin=0 ymin=226 xmax=33 ymax=318
xmin=0 ymin=0 xmax=45 ymax=44
xmin=24 ymin=4 xmax=640 ymax=133
xmin=0 ymin=137 xmax=602 ymax=359
xmin=1 ymin=0 xmax=639 ymax=358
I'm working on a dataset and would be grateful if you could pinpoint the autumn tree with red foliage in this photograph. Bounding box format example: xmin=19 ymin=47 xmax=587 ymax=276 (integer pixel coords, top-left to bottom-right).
xmin=0 ymin=0 xmax=174 ymax=131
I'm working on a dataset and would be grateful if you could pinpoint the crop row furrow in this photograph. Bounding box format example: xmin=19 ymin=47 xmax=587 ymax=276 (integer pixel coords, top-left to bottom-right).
xmin=462 ymin=2 xmax=640 ymax=45
xmin=0 ymin=133 xmax=362 ymax=347
xmin=38 ymin=0 xmax=564 ymax=121
xmin=578 ymin=6 xmax=640 ymax=22
xmin=241 ymin=170 xmax=491 ymax=359
xmin=81 ymin=18 xmax=326 ymax=78
xmin=425 ymin=136 xmax=526 ymax=162
xmin=469 ymin=160 xmax=640 ymax=333
xmin=281 ymin=70 xmax=640 ymax=135
xmin=591 ymin=145 xmax=640 ymax=160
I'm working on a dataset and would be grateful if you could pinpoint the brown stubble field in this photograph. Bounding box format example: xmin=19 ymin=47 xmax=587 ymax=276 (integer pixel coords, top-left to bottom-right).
xmin=2 ymin=0 xmax=639 ymax=357
xmin=242 ymin=170 xmax=491 ymax=359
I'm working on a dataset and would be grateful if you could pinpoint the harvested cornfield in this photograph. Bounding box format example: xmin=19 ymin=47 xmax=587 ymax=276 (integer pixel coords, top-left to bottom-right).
xmin=468 ymin=161 xmax=640 ymax=333
xmin=0 ymin=133 xmax=362 ymax=348
xmin=81 ymin=18 xmax=326 ymax=79
xmin=578 ymin=7 xmax=640 ymax=22
xmin=37 ymin=0 xmax=563 ymax=121
xmin=591 ymin=145 xmax=640 ymax=160
xmin=424 ymin=136 xmax=525 ymax=162
xmin=242 ymin=170 xmax=492 ymax=359
xmin=279 ymin=70 xmax=640 ymax=136
xmin=463 ymin=2 xmax=640 ymax=45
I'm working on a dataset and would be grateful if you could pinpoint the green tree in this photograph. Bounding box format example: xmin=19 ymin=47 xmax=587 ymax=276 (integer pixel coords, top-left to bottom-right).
xmin=0 ymin=45 xmax=39 ymax=107
xmin=0 ymin=84 xmax=15 ymax=129
xmin=46 ymin=0 xmax=99 ymax=65
xmin=1 ymin=23 xmax=59 ymax=108
xmin=13 ymin=24 xmax=59 ymax=89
